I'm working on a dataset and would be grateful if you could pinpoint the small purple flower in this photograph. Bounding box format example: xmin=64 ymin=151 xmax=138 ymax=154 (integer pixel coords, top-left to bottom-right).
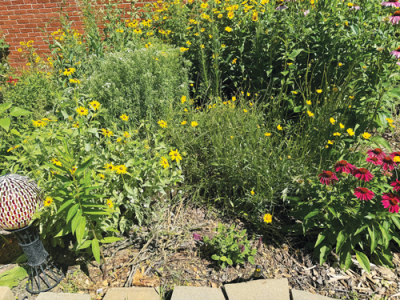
xmin=349 ymin=5 xmax=360 ymax=10
xmin=382 ymin=0 xmax=400 ymax=7
xmin=239 ymin=244 xmax=245 ymax=253
xmin=397 ymin=62 xmax=400 ymax=66
xmin=390 ymin=47 xmax=400 ymax=58
xmin=193 ymin=233 xmax=202 ymax=241
xmin=276 ymin=4 xmax=288 ymax=10
xmin=390 ymin=11 xmax=400 ymax=24
xmin=303 ymin=10 xmax=310 ymax=16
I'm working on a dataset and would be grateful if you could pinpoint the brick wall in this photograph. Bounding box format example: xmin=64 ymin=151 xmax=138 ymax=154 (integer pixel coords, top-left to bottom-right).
xmin=0 ymin=0 xmax=138 ymax=69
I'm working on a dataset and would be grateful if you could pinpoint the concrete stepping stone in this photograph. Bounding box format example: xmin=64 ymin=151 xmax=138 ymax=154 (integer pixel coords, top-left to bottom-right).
xmin=36 ymin=292 xmax=91 ymax=300
xmin=171 ymin=286 xmax=225 ymax=300
xmin=0 ymin=287 xmax=14 ymax=300
xmin=224 ymin=278 xmax=290 ymax=300
xmin=292 ymin=289 xmax=335 ymax=300
xmin=103 ymin=287 xmax=159 ymax=300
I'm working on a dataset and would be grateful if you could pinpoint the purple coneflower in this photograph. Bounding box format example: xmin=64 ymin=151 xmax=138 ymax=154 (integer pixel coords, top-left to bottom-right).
xmin=354 ymin=187 xmax=374 ymax=201
xmin=390 ymin=151 xmax=400 ymax=158
xmin=382 ymin=192 xmax=400 ymax=213
xmin=382 ymin=0 xmax=400 ymax=7
xmin=334 ymin=160 xmax=355 ymax=174
xmin=366 ymin=156 xmax=382 ymax=166
xmin=382 ymin=156 xmax=397 ymax=171
xmin=390 ymin=46 xmax=400 ymax=58
xmin=352 ymin=168 xmax=374 ymax=182
xmin=318 ymin=170 xmax=339 ymax=185
xmin=390 ymin=11 xmax=400 ymax=24
xmin=391 ymin=179 xmax=400 ymax=192
xmin=367 ymin=148 xmax=386 ymax=160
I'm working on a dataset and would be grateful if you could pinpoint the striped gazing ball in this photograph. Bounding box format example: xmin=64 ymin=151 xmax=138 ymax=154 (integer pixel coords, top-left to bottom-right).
xmin=0 ymin=174 xmax=44 ymax=230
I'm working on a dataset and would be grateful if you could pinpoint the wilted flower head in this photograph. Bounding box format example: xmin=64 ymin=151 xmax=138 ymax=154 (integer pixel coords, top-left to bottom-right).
xmin=276 ymin=4 xmax=288 ymax=10
xmin=318 ymin=170 xmax=339 ymax=185
xmin=349 ymin=5 xmax=360 ymax=10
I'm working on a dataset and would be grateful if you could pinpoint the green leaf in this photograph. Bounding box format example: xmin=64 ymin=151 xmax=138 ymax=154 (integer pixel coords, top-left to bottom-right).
xmin=315 ymin=231 xmax=326 ymax=248
xmin=0 ymin=118 xmax=11 ymax=132
xmin=0 ymin=266 xmax=28 ymax=289
xmin=92 ymin=238 xmax=101 ymax=265
xmin=304 ymin=209 xmax=319 ymax=221
xmin=9 ymin=107 xmax=31 ymax=117
xmin=71 ymin=209 xmax=82 ymax=235
xmin=370 ymin=136 xmax=392 ymax=153
xmin=288 ymin=48 xmax=303 ymax=60
xmin=227 ymin=258 xmax=233 ymax=265
xmin=340 ymin=251 xmax=353 ymax=271
xmin=57 ymin=199 xmax=75 ymax=215
xmin=77 ymin=239 xmax=92 ymax=250
xmin=354 ymin=224 xmax=369 ymax=236
xmin=81 ymin=201 xmax=106 ymax=208
xmin=100 ymin=236 xmax=123 ymax=244
xmin=251 ymin=248 xmax=257 ymax=255
xmin=368 ymin=226 xmax=376 ymax=253
xmin=248 ymin=256 xmax=255 ymax=265
xmin=75 ymin=157 xmax=94 ymax=176
xmin=76 ymin=216 xmax=86 ymax=244
xmin=10 ymin=129 xmax=20 ymax=136
xmin=320 ymin=245 xmax=330 ymax=265
xmin=0 ymin=103 xmax=12 ymax=114
xmin=54 ymin=223 xmax=71 ymax=238
xmin=82 ymin=209 xmax=110 ymax=215
xmin=220 ymin=256 xmax=227 ymax=262
xmin=66 ymin=203 xmax=79 ymax=224
xmin=355 ymin=250 xmax=370 ymax=273
xmin=336 ymin=230 xmax=347 ymax=254
xmin=391 ymin=215 xmax=400 ymax=230
xmin=211 ymin=254 xmax=220 ymax=260
xmin=379 ymin=224 xmax=390 ymax=249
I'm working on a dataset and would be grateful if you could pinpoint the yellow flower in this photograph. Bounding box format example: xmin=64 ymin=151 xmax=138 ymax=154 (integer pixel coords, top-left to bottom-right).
xmin=251 ymin=190 xmax=255 ymax=195
xmin=32 ymin=120 xmax=47 ymax=127
xmin=116 ymin=29 xmax=124 ymax=33
xmin=348 ymin=2 xmax=353 ymax=6
xmin=330 ymin=117 xmax=335 ymax=125
xmin=307 ymin=111 xmax=314 ymax=117
xmin=243 ymin=109 xmax=248 ymax=113
xmin=76 ymin=106 xmax=88 ymax=116
xmin=316 ymin=89 xmax=322 ymax=94
xmin=104 ymin=163 xmax=115 ymax=171
xmin=200 ymin=44 xmax=205 ymax=49
xmin=180 ymin=47 xmax=189 ymax=52
xmin=18 ymin=48 xmax=22 ymax=52
xmin=231 ymin=136 xmax=233 ymax=139
xmin=306 ymin=100 xmax=311 ymax=105
xmin=63 ymin=67 xmax=76 ymax=76
xmin=120 ymin=114 xmax=129 ymax=121
xmin=277 ymin=125 xmax=282 ymax=130
xmin=106 ymin=199 xmax=114 ymax=208
xmin=209 ymin=34 xmax=213 ymax=38
xmin=221 ymin=44 xmax=226 ymax=48
xmin=292 ymin=91 xmax=298 ymax=95
xmin=158 ymin=120 xmax=167 ymax=128
xmin=115 ymin=165 xmax=127 ymax=174
xmin=124 ymin=131 xmax=131 ymax=138
xmin=51 ymin=158 xmax=62 ymax=166
xmin=264 ymin=132 xmax=271 ymax=136
xmin=181 ymin=121 xmax=187 ymax=125
xmin=184 ymin=108 xmax=188 ymax=112
xmin=328 ymin=140 xmax=334 ymax=144
xmin=191 ymin=121 xmax=198 ymax=127
xmin=386 ymin=118 xmax=394 ymax=124
xmin=169 ymin=149 xmax=182 ymax=163
xmin=349 ymin=96 xmax=354 ymax=99
xmin=89 ymin=101 xmax=101 ymax=111
xmin=394 ymin=156 xmax=400 ymax=163
xmin=362 ymin=132 xmax=371 ymax=139
xmin=101 ymin=128 xmax=114 ymax=137
xmin=97 ymin=173 xmax=105 ymax=179
xmin=232 ymin=96 xmax=236 ymax=101
xmin=348 ymin=105 xmax=352 ymax=108
xmin=186 ymin=40 xmax=192 ymax=46
xmin=20 ymin=41 xmax=25 ymax=45
xmin=263 ymin=213 xmax=272 ymax=223
xmin=160 ymin=157 xmax=169 ymax=168
xmin=70 ymin=166 xmax=77 ymax=175
xmin=26 ymin=63 xmax=31 ymax=66
xmin=390 ymin=124 xmax=396 ymax=128
xmin=333 ymin=132 xmax=341 ymax=136
xmin=338 ymin=63 xmax=343 ymax=67
xmin=225 ymin=26 xmax=233 ymax=32
xmin=44 ymin=197 xmax=53 ymax=207
xmin=325 ymin=145 xmax=329 ymax=148
xmin=201 ymin=2 xmax=208 ymax=8
xmin=228 ymin=11 xmax=234 ymax=19
xmin=73 ymin=122 xmax=79 ymax=128
xmin=345 ymin=21 xmax=349 ymax=26
xmin=117 ymin=138 xmax=122 ymax=143
xmin=7 ymin=145 xmax=20 ymax=152
xmin=181 ymin=95 xmax=187 ymax=103
xmin=218 ymin=14 xmax=223 ymax=18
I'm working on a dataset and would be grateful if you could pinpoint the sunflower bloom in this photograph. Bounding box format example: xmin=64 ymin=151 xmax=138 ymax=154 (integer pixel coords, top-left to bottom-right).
xmin=124 ymin=131 xmax=131 ymax=138
xmin=106 ymin=199 xmax=114 ymax=208
xmin=115 ymin=165 xmax=127 ymax=174
xmin=104 ymin=163 xmax=114 ymax=171
xmin=169 ymin=149 xmax=182 ymax=163
xmin=263 ymin=213 xmax=272 ymax=223
xmin=70 ymin=166 xmax=77 ymax=175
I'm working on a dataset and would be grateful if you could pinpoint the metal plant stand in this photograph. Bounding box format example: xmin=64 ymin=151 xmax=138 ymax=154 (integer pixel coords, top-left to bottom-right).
xmin=7 ymin=223 xmax=65 ymax=294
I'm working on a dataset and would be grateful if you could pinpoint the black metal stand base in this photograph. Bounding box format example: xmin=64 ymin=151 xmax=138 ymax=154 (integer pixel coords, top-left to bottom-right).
xmin=6 ymin=223 xmax=65 ymax=294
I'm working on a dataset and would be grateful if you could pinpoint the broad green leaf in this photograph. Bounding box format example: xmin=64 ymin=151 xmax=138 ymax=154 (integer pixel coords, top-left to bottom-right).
xmin=304 ymin=209 xmax=320 ymax=221
xmin=370 ymin=136 xmax=392 ymax=153
xmin=340 ymin=251 xmax=353 ymax=271
xmin=227 ymin=258 xmax=233 ymax=265
xmin=54 ymin=223 xmax=71 ymax=237
xmin=368 ymin=226 xmax=376 ymax=253
xmin=0 ymin=103 xmax=12 ymax=114
xmin=81 ymin=201 xmax=106 ymax=208
xmin=289 ymin=48 xmax=303 ymax=60
xmin=77 ymin=239 xmax=92 ymax=250
xmin=71 ymin=209 xmax=82 ymax=235
xmin=100 ymin=236 xmax=123 ymax=244
xmin=66 ymin=203 xmax=79 ymax=224
xmin=319 ymin=245 xmax=330 ymax=265
xmin=355 ymin=250 xmax=370 ymax=273
xmin=57 ymin=199 xmax=75 ymax=215
xmin=0 ymin=118 xmax=11 ymax=132
xmin=391 ymin=215 xmax=400 ymax=230
xmin=83 ymin=209 xmax=110 ymax=215
xmin=248 ymin=256 xmax=255 ymax=265
xmin=220 ymin=256 xmax=227 ymax=262
xmin=92 ymin=238 xmax=101 ymax=264
xmin=315 ymin=231 xmax=326 ymax=248
xmin=10 ymin=129 xmax=20 ymax=136
xmin=379 ymin=224 xmax=390 ymax=249
xmin=211 ymin=254 xmax=220 ymax=260
xmin=354 ymin=224 xmax=369 ymax=236
xmin=0 ymin=266 xmax=28 ymax=289
xmin=76 ymin=216 xmax=86 ymax=244
xmin=9 ymin=107 xmax=31 ymax=117
xmin=75 ymin=157 xmax=94 ymax=176
xmin=336 ymin=230 xmax=347 ymax=254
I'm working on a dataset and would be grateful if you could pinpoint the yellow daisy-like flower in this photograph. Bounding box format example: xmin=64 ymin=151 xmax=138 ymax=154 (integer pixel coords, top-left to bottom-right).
xmin=7 ymin=145 xmax=20 ymax=152
xmin=180 ymin=47 xmax=189 ymax=52
xmin=263 ymin=213 xmax=272 ymax=223
xmin=316 ymin=89 xmax=322 ymax=94
xmin=116 ymin=29 xmax=124 ymax=33
xmin=349 ymin=96 xmax=354 ymax=99
xmin=104 ymin=163 xmax=114 ymax=171
xmin=117 ymin=138 xmax=122 ymax=143
xmin=101 ymin=128 xmax=114 ymax=137
xmin=106 ymin=199 xmax=114 ymax=208
xmin=386 ymin=118 xmax=394 ymax=124
xmin=228 ymin=11 xmax=234 ymax=19
xmin=277 ymin=125 xmax=283 ymax=130
xmin=70 ymin=166 xmax=77 ymax=175
xmin=232 ymin=58 xmax=237 ymax=64
xmin=306 ymin=100 xmax=312 ymax=105
xmin=120 ymin=114 xmax=129 ymax=121
xmin=63 ymin=67 xmax=76 ymax=76
xmin=390 ymin=124 xmax=396 ymax=128
xmin=169 ymin=149 xmax=182 ymax=163
xmin=115 ymin=165 xmax=127 ymax=174
xmin=181 ymin=121 xmax=187 ymax=125
xmin=158 ymin=120 xmax=167 ymax=128
xmin=340 ymin=123 xmax=345 ymax=129
xmin=201 ymin=2 xmax=208 ymax=8
xmin=160 ymin=157 xmax=169 ymax=169
xmin=181 ymin=95 xmax=187 ymax=103
xmin=124 ymin=131 xmax=131 ymax=138
xmin=394 ymin=156 xmax=400 ymax=163
xmin=362 ymin=132 xmax=371 ymax=139
xmin=73 ymin=122 xmax=79 ymax=128
xmin=325 ymin=145 xmax=329 ymax=148
xmin=32 ymin=120 xmax=47 ymax=127
xmin=307 ymin=111 xmax=314 ymax=117
xmin=191 ymin=121 xmax=198 ymax=127
xmin=328 ymin=140 xmax=334 ymax=145
xmin=338 ymin=63 xmax=343 ymax=67
xmin=231 ymin=136 xmax=234 ymax=139
xmin=347 ymin=128 xmax=355 ymax=136
xmin=333 ymin=132 xmax=341 ymax=136
xmin=292 ymin=91 xmax=298 ymax=95
xmin=218 ymin=14 xmax=223 ymax=18
xmin=225 ymin=26 xmax=233 ymax=32
xmin=51 ymin=158 xmax=62 ymax=166
xmin=200 ymin=44 xmax=205 ymax=49
xmin=76 ymin=106 xmax=88 ymax=116
xmin=97 ymin=173 xmax=105 ymax=179
xmin=243 ymin=109 xmax=248 ymax=113
xmin=44 ymin=197 xmax=53 ymax=207
xmin=264 ymin=132 xmax=271 ymax=136
xmin=251 ymin=190 xmax=255 ymax=195
xmin=89 ymin=101 xmax=101 ymax=111
xmin=330 ymin=117 xmax=335 ymax=125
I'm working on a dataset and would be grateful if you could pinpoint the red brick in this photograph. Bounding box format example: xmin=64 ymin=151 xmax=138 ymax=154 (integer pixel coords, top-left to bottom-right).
xmin=9 ymin=15 xmax=22 ymax=20
xmin=2 ymin=1 xmax=12 ymax=5
xmin=18 ymin=4 xmax=32 ymax=9
xmin=20 ymin=28 xmax=33 ymax=33
xmin=2 ymin=25 xmax=15 ymax=30
xmin=7 ymin=28 xmax=21 ymax=33
xmin=11 ymin=0 xmax=25 ymax=4
xmin=3 ymin=19 xmax=18 ymax=25
xmin=26 ymin=9 xmax=40 ymax=14
xmin=17 ymin=18 xmax=32 ymax=24
xmin=31 ymin=4 xmax=45 ymax=8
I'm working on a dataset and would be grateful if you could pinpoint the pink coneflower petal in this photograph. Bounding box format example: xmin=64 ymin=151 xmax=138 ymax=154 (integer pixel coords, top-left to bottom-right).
xmin=349 ymin=5 xmax=360 ymax=10
xmin=390 ymin=151 xmax=400 ymax=158
xmin=318 ymin=170 xmax=339 ymax=185
xmin=391 ymin=47 xmax=400 ymax=59
xmin=354 ymin=187 xmax=375 ymax=201
xmin=352 ymin=168 xmax=374 ymax=182
xmin=382 ymin=1 xmax=400 ymax=7
xmin=382 ymin=192 xmax=400 ymax=213
xmin=335 ymin=160 xmax=356 ymax=174
xmin=303 ymin=9 xmax=310 ymax=16
xmin=382 ymin=156 xmax=396 ymax=171
xmin=367 ymin=148 xmax=386 ymax=160
xmin=391 ymin=179 xmax=400 ymax=192
xmin=366 ymin=156 xmax=382 ymax=166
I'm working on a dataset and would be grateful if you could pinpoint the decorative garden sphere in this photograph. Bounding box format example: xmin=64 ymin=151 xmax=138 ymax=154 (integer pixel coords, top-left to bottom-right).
xmin=0 ymin=174 xmax=43 ymax=230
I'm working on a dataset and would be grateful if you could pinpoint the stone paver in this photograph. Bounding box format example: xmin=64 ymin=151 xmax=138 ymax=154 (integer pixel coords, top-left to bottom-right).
xmin=171 ymin=286 xmax=225 ymax=300
xmin=224 ymin=278 xmax=290 ymax=300
xmin=36 ymin=292 xmax=91 ymax=300
xmin=0 ymin=287 xmax=14 ymax=300
xmin=292 ymin=289 xmax=334 ymax=300
xmin=103 ymin=287 xmax=159 ymax=300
